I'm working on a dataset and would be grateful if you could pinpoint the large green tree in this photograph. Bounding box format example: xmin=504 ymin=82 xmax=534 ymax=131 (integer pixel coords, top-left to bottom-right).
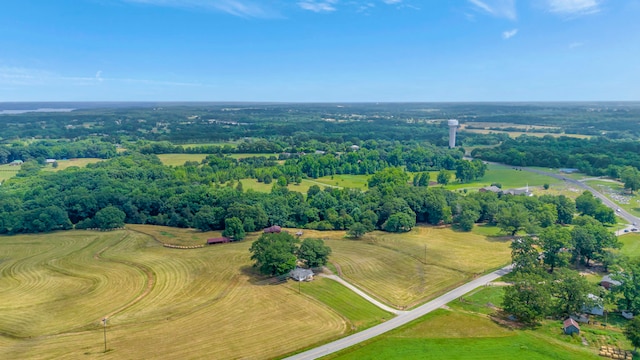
xmin=625 ymin=317 xmax=640 ymax=352
xmin=539 ymin=225 xmax=572 ymax=273
xmin=297 ymin=238 xmax=332 ymax=267
xmin=496 ymin=204 xmax=530 ymax=236
xmin=222 ymin=217 xmax=246 ymax=240
xmin=249 ymin=232 xmax=299 ymax=276
xmin=93 ymin=206 xmax=126 ymax=230
xmin=503 ymin=272 xmax=552 ymax=324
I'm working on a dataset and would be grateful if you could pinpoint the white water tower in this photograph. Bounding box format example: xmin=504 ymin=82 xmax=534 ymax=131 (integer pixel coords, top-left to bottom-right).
xmin=448 ymin=119 xmax=459 ymax=148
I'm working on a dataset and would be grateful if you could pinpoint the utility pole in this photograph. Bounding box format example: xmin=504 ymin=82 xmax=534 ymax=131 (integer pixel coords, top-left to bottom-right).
xmin=102 ymin=318 xmax=108 ymax=353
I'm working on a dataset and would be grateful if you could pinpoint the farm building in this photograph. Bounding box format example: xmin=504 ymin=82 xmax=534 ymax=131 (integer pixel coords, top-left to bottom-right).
xmin=207 ymin=237 xmax=231 ymax=245
xmin=600 ymin=274 xmax=622 ymax=290
xmin=563 ymin=318 xmax=580 ymax=335
xmin=263 ymin=226 xmax=282 ymax=234
xmin=9 ymin=160 xmax=23 ymax=166
xmin=582 ymin=294 xmax=604 ymax=316
xmin=290 ymin=268 xmax=314 ymax=282
xmin=45 ymin=158 xmax=57 ymax=164
xmin=295 ymin=231 xmax=303 ymax=236
xmin=622 ymin=311 xmax=634 ymax=320
xmin=479 ymin=186 xmax=501 ymax=194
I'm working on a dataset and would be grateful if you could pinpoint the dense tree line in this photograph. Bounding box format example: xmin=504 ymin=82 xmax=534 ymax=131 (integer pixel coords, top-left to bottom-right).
xmin=472 ymin=136 xmax=640 ymax=177
xmin=0 ymin=138 xmax=116 ymax=165
xmin=0 ymin=152 xmax=581 ymax=236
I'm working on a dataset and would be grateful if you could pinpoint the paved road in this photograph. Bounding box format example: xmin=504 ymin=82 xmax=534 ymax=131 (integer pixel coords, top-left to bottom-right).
xmin=284 ymin=265 xmax=513 ymax=360
xmin=320 ymin=274 xmax=405 ymax=315
xmin=514 ymin=165 xmax=640 ymax=227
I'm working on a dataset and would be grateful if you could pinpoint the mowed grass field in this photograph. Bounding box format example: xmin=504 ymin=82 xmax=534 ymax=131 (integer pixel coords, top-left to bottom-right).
xmin=0 ymin=230 xmax=347 ymax=360
xmin=299 ymin=226 xmax=511 ymax=309
xmin=445 ymin=163 xmax=560 ymax=191
xmin=324 ymin=308 xmax=601 ymax=360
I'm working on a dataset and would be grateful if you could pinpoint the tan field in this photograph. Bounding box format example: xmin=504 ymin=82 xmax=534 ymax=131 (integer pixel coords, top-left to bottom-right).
xmin=0 ymin=225 xmax=511 ymax=359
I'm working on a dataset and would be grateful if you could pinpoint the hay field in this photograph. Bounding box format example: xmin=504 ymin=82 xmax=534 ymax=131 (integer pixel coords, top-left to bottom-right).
xmin=0 ymin=230 xmax=345 ymax=360
xmin=446 ymin=163 xmax=560 ymax=191
xmin=157 ymin=154 xmax=209 ymax=166
xmin=299 ymin=226 xmax=511 ymax=309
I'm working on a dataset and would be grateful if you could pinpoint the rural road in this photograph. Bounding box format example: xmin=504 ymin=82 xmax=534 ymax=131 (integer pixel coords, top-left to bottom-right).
xmin=515 ymin=165 xmax=640 ymax=227
xmin=284 ymin=265 xmax=513 ymax=360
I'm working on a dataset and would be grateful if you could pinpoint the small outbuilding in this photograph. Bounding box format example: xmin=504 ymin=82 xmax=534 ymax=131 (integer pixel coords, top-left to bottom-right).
xmin=207 ymin=237 xmax=231 ymax=245
xmin=622 ymin=311 xmax=634 ymax=320
xmin=9 ymin=160 xmax=23 ymax=166
xmin=563 ymin=318 xmax=580 ymax=335
xmin=290 ymin=267 xmax=314 ymax=282
xmin=582 ymin=293 xmax=604 ymax=316
xmin=263 ymin=225 xmax=282 ymax=234
xmin=295 ymin=230 xmax=303 ymax=236
xmin=600 ymin=274 xmax=622 ymax=290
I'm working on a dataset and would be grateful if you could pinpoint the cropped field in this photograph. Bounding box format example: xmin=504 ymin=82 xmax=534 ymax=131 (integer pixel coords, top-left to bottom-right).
xmin=300 ymin=226 xmax=511 ymax=309
xmin=0 ymin=229 xmax=346 ymax=360
xmin=180 ymin=141 xmax=239 ymax=148
xmin=0 ymin=164 xmax=19 ymax=181
xmin=44 ymin=158 xmax=103 ymax=171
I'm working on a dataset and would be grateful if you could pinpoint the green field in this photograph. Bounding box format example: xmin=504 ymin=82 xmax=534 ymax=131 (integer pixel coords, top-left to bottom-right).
xmin=156 ymin=153 xmax=209 ymax=166
xmin=301 ymin=226 xmax=511 ymax=309
xmin=446 ymin=163 xmax=561 ymax=192
xmin=180 ymin=141 xmax=239 ymax=148
xmin=299 ymin=277 xmax=393 ymax=332
xmin=305 ymin=174 xmax=370 ymax=190
xmin=0 ymin=229 xmax=347 ymax=359
xmin=325 ymin=309 xmax=601 ymax=360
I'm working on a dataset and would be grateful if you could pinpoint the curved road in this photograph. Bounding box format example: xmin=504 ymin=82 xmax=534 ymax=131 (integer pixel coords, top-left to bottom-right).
xmin=284 ymin=265 xmax=513 ymax=360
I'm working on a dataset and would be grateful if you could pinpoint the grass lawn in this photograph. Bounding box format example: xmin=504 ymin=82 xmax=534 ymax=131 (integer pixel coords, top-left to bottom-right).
xmin=307 ymin=174 xmax=370 ymax=190
xmin=300 ymin=226 xmax=511 ymax=309
xmin=43 ymin=158 xmax=103 ymax=171
xmin=297 ymin=277 xmax=393 ymax=332
xmin=618 ymin=233 xmax=640 ymax=258
xmin=237 ymin=178 xmax=317 ymax=195
xmin=324 ymin=309 xmax=601 ymax=360
xmin=445 ymin=163 xmax=560 ymax=192
xmin=0 ymin=229 xmax=346 ymax=360
xmin=157 ymin=153 xmax=209 ymax=166
xmin=0 ymin=164 xmax=19 ymax=181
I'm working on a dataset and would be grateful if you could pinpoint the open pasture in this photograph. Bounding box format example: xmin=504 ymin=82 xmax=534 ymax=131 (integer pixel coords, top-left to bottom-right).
xmin=0 ymin=164 xmax=19 ymax=181
xmin=43 ymin=158 xmax=103 ymax=171
xmin=304 ymin=174 xmax=370 ymax=190
xmin=300 ymin=226 xmax=511 ymax=308
xmin=0 ymin=229 xmax=346 ymax=359
xmin=156 ymin=153 xmax=209 ymax=166
xmin=325 ymin=308 xmax=601 ymax=359
xmin=447 ymin=163 xmax=560 ymax=191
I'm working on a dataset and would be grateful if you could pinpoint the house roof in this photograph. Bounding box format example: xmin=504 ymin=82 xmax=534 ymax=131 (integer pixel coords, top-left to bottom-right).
xmin=480 ymin=186 xmax=502 ymax=193
xmin=601 ymin=275 xmax=622 ymax=286
xmin=563 ymin=318 xmax=580 ymax=329
xmin=290 ymin=267 xmax=313 ymax=281
xmin=207 ymin=237 xmax=230 ymax=244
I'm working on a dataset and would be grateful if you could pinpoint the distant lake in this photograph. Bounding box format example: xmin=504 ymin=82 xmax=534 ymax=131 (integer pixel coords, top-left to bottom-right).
xmin=0 ymin=108 xmax=75 ymax=115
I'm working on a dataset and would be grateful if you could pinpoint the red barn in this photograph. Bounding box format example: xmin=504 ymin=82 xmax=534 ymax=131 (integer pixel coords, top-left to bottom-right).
xmin=207 ymin=237 xmax=231 ymax=245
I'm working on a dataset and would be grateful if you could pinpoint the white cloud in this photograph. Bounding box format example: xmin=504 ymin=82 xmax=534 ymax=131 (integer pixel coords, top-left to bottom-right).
xmin=547 ymin=0 xmax=601 ymax=16
xmin=382 ymin=0 xmax=402 ymax=4
xmin=298 ymin=0 xmax=338 ymax=12
xmin=0 ymin=65 xmax=208 ymax=88
xmin=502 ymin=28 xmax=518 ymax=39
xmin=122 ymin=0 xmax=277 ymax=18
xmin=569 ymin=41 xmax=585 ymax=48
xmin=468 ymin=0 xmax=517 ymax=20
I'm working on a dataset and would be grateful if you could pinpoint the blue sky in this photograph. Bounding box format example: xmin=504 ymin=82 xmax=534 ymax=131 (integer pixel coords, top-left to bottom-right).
xmin=0 ymin=0 xmax=638 ymax=101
